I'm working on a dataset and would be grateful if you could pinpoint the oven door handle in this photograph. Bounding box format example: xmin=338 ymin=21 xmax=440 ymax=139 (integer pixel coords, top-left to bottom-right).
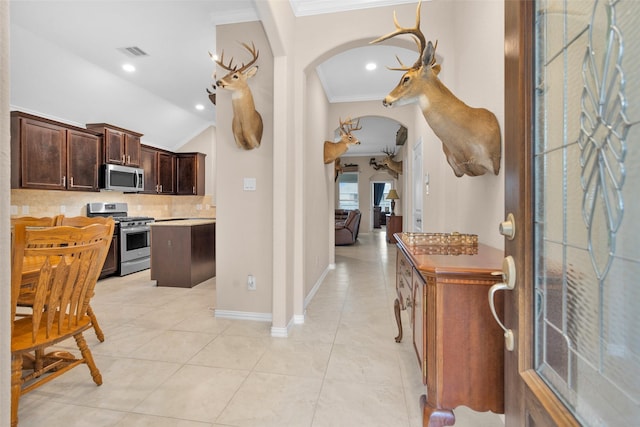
xmin=121 ymin=226 xmax=150 ymax=234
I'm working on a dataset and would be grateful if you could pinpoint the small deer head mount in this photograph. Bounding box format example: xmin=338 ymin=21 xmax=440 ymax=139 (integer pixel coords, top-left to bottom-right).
xmin=371 ymin=0 xmax=501 ymax=177
xmin=323 ymin=117 xmax=362 ymax=164
xmin=212 ymin=42 xmax=263 ymax=150
xmin=381 ymin=147 xmax=403 ymax=175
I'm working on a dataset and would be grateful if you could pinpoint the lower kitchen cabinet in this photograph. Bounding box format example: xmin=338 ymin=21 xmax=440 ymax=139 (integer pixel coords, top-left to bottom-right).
xmin=394 ymin=234 xmax=505 ymax=426
xmin=100 ymin=232 xmax=119 ymax=278
xmin=150 ymin=220 xmax=215 ymax=287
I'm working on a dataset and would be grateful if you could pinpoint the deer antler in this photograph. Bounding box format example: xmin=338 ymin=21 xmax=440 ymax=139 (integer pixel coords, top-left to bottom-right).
xmin=382 ymin=147 xmax=397 ymax=157
xmin=370 ymin=0 xmax=426 ymax=69
xmin=339 ymin=117 xmax=362 ymax=135
xmin=215 ymin=42 xmax=259 ymax=73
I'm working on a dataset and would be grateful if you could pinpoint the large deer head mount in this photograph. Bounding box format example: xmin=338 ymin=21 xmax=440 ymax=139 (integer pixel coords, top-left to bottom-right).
xmin=323 ymin=117 xmax=362 ymax=164
xmin=213 ymin=42 xmax=263 ymax=150
xmin=371 ymin=0 xmax=501 ymax=177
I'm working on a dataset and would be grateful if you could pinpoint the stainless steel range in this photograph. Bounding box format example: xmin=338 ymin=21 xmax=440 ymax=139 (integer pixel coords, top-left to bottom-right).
xmin=87 ymin=202 xmax=154 ymax=276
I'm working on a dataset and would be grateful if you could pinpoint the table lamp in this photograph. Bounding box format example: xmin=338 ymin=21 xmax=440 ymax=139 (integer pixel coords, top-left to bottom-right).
xmin=386 ymin=189 xmax=400 ymax=215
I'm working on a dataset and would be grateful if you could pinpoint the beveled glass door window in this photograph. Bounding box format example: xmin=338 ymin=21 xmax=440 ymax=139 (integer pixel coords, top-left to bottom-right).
xmin=534 ymin=0 xmax=639 ymax=425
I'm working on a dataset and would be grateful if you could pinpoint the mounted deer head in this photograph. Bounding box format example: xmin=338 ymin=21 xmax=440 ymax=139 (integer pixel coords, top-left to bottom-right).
xmin=213 ymin=42 xmax=263 ymax=150
xmin=370 ymin=156 xmax=398 ymax=179
xmin=371 ymin=0 xmax=501 ymax=177
xmin=323 ymin=117 xmax=362 ymax=164
xmin=381 ymin=147 xmax=403 ymax=175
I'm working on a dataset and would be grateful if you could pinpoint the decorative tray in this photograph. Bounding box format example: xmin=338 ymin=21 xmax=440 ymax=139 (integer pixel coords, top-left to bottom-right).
xmin=401 ymin=232 xmax=478 ymax=247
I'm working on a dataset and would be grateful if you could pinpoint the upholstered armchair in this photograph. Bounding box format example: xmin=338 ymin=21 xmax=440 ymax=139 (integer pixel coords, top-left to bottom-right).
xmin=335 ymin=209 xmax=361 ymax=246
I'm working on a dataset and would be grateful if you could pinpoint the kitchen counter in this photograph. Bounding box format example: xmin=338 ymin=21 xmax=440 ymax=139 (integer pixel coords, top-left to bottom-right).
xmin=151 ymin=219 xmax=215 ymax=226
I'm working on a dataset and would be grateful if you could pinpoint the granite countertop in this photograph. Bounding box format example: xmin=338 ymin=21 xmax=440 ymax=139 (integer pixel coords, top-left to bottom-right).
xmin=150 ymin=219 xmax=215 ymax=226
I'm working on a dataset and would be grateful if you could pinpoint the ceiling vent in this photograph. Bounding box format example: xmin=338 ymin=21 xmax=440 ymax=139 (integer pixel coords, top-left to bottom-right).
xmin=117 ymin=46 xmax=149 ymax=57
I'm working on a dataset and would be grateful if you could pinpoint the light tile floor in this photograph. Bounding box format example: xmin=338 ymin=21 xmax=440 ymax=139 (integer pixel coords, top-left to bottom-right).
xmin=17 ymin=229 xmax=505 ymax=427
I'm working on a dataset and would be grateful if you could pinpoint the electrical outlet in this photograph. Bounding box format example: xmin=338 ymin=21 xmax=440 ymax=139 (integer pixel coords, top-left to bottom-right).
xmin=247 ymin=275 xmax=256 ymax=291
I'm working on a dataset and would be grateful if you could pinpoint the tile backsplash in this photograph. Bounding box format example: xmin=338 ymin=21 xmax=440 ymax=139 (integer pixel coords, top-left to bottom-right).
xmin=11 ymin=189 xmax=215 ymax=220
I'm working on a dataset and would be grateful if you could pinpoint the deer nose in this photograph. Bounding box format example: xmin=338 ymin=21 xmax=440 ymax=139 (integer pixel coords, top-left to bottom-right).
xmin=382 ymin=99 xmax=390 ymax=107
xmin=216 ymin=80 xmax=224 ymax=88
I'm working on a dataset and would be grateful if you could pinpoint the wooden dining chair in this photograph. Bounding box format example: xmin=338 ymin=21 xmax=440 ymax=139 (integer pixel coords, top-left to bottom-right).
xmin=55 ymin=215 xmax=114 ymax=342
xmin=10 ymin=220 xmax=114 ymax=427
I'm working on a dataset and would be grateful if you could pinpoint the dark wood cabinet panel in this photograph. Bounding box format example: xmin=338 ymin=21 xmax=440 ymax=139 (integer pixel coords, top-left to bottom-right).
xmin=11 ymin=111 xmax=100 ymax=191
xmin=124 ymin=133 xmax=141 ymax=166
xmin=67 ymin=129 xmax=100 ymax=191
xmin=140 ymin=145 xmax=158 ymax=194
xmin=157 ymin=151 xmax=176 ymax=194
xmin=140 ymin=145 xmax=175 ymax=194
xmin=150 ymin=220 xmax=215 ymax=287
xmin=86 ymin=123 xmax=142 ymax=167
xmin=176 ymin=152 xmax=205 ymax=195
xmin=99 ymin=233 xmax=119 ymax=278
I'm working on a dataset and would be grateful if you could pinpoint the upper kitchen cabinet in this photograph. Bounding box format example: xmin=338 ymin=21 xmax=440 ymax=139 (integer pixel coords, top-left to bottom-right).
xmin=176 ymin=152 xmax=206 ymax=195
xmin=141 ymin=145 xmax=176 ymax=195
xmin=86 ymin=123 xmax=142 ymax=167
xmin=11 ymin=111 xmax=101 ymax=191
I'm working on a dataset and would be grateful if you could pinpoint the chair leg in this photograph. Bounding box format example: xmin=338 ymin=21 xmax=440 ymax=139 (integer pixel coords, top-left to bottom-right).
xmin=86 ymin=305 xmax=105 ymax=342
xmin=11 ymin=354 xmax=23 ymax=427
xmin=74 ymin=333 xmax=102 ymax=385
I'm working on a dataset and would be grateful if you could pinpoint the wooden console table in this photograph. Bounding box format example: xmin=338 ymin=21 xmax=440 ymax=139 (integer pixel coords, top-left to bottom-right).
xmin=393 ymin=233 xmax=505 ymax=426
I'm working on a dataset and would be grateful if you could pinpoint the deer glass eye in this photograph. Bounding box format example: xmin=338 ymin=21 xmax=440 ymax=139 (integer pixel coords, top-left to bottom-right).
xmin=233 ymin=74 xmax=239 ymax=80
xmin=402 ymin=76 xmax=410 ymax=85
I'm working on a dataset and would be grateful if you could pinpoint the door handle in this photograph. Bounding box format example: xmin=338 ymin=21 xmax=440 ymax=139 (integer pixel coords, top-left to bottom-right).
xmin=489 ymin=255 xmax=516 ymax=351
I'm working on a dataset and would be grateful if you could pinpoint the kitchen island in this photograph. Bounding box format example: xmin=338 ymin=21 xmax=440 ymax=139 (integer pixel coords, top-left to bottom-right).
xmin=150 ymin=219 xmax=215 ymax=288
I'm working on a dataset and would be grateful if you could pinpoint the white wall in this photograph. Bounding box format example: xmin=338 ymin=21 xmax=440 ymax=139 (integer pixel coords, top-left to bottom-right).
xmin=292 ymin=0 xmax=505 ymax=318
xmin=215 ymin=21 xmax=275 ymax=319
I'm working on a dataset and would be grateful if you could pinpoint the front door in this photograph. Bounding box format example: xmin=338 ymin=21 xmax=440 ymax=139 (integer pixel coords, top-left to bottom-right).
xmin=503 ymin=1 xmax=639 ymax=425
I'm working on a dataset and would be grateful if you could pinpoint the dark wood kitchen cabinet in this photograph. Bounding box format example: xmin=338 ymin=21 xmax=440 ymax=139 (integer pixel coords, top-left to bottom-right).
xmin=86 ymin=123 xmax=142 ymax=167
xmin=140 ymin=145 xmax=175 ymax=194
xmin=11 ymin=111 xmax=101 ymax=191
xmin=99 ymin=232 xmax=119 ymax=278
xmin=176 ymin=152 xmax=206 ymax=195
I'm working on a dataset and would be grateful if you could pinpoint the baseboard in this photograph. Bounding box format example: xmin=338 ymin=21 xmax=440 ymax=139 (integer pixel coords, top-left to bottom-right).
xmin=270 ymin=316 xmax=294 ymax=338
xmin=213 ymin=309 xmax=272 ymax=322
xmin=304 ymin=264 xmax=331 ymax=310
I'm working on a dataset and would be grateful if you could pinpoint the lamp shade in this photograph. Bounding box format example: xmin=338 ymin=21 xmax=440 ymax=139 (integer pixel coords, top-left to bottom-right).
xmin=386 ymin=189 xmax=400 ymax=200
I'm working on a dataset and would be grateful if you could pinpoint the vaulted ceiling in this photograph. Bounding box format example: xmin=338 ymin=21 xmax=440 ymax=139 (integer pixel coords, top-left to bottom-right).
xmin=9 ymin=0 xmax=417 ymax=155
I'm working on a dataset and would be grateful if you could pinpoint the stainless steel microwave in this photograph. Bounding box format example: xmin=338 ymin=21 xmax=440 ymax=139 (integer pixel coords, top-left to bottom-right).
xmin=100 ymin=164 xmax=144 ymax=192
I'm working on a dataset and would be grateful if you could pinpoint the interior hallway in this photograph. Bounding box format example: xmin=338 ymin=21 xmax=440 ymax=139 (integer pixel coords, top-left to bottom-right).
xmin=16 ymin=229 xmax=504 ymax=427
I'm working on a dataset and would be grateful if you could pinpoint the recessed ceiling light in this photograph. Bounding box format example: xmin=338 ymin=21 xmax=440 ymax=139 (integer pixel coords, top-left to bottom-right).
xmin=122 ymin=63 xmax=136 ymax=72
xmin=365 ymin=62 xmax=377 ymax=71
xmin=195 ymin=104 xmax=205 ymax=111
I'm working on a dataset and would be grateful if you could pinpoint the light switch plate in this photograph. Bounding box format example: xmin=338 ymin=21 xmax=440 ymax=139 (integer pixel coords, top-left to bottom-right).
xmin=243 ymin=177 xmax=257 ymax=191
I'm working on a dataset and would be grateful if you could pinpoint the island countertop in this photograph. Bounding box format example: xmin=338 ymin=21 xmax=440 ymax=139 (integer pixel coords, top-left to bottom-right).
xmin=150 ymin=219 xmax=215 ymax=226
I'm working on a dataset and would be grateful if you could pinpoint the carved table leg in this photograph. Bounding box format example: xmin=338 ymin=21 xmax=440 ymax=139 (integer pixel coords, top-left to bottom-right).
xmin=394 ymin=298 xmax=403 ymax=343
xmin=421 ymin=395 xmax=455 ymax=427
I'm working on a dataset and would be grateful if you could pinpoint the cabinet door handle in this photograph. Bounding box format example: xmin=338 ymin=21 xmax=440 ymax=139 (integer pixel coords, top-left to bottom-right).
xmin=488 ymin=255 xmax=516 ymax=351
xmin=62 ymin=176 xmax=66 ymax=187
xmin=69 ymin=176 xmax=74 ymax=187
xmin=127 ymin=155 xmax=131 ymax=164
xmin=160 ymin=185 xmax=163 ymax=193
xmin=193 ymin=186 xmax=196 ymax=194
